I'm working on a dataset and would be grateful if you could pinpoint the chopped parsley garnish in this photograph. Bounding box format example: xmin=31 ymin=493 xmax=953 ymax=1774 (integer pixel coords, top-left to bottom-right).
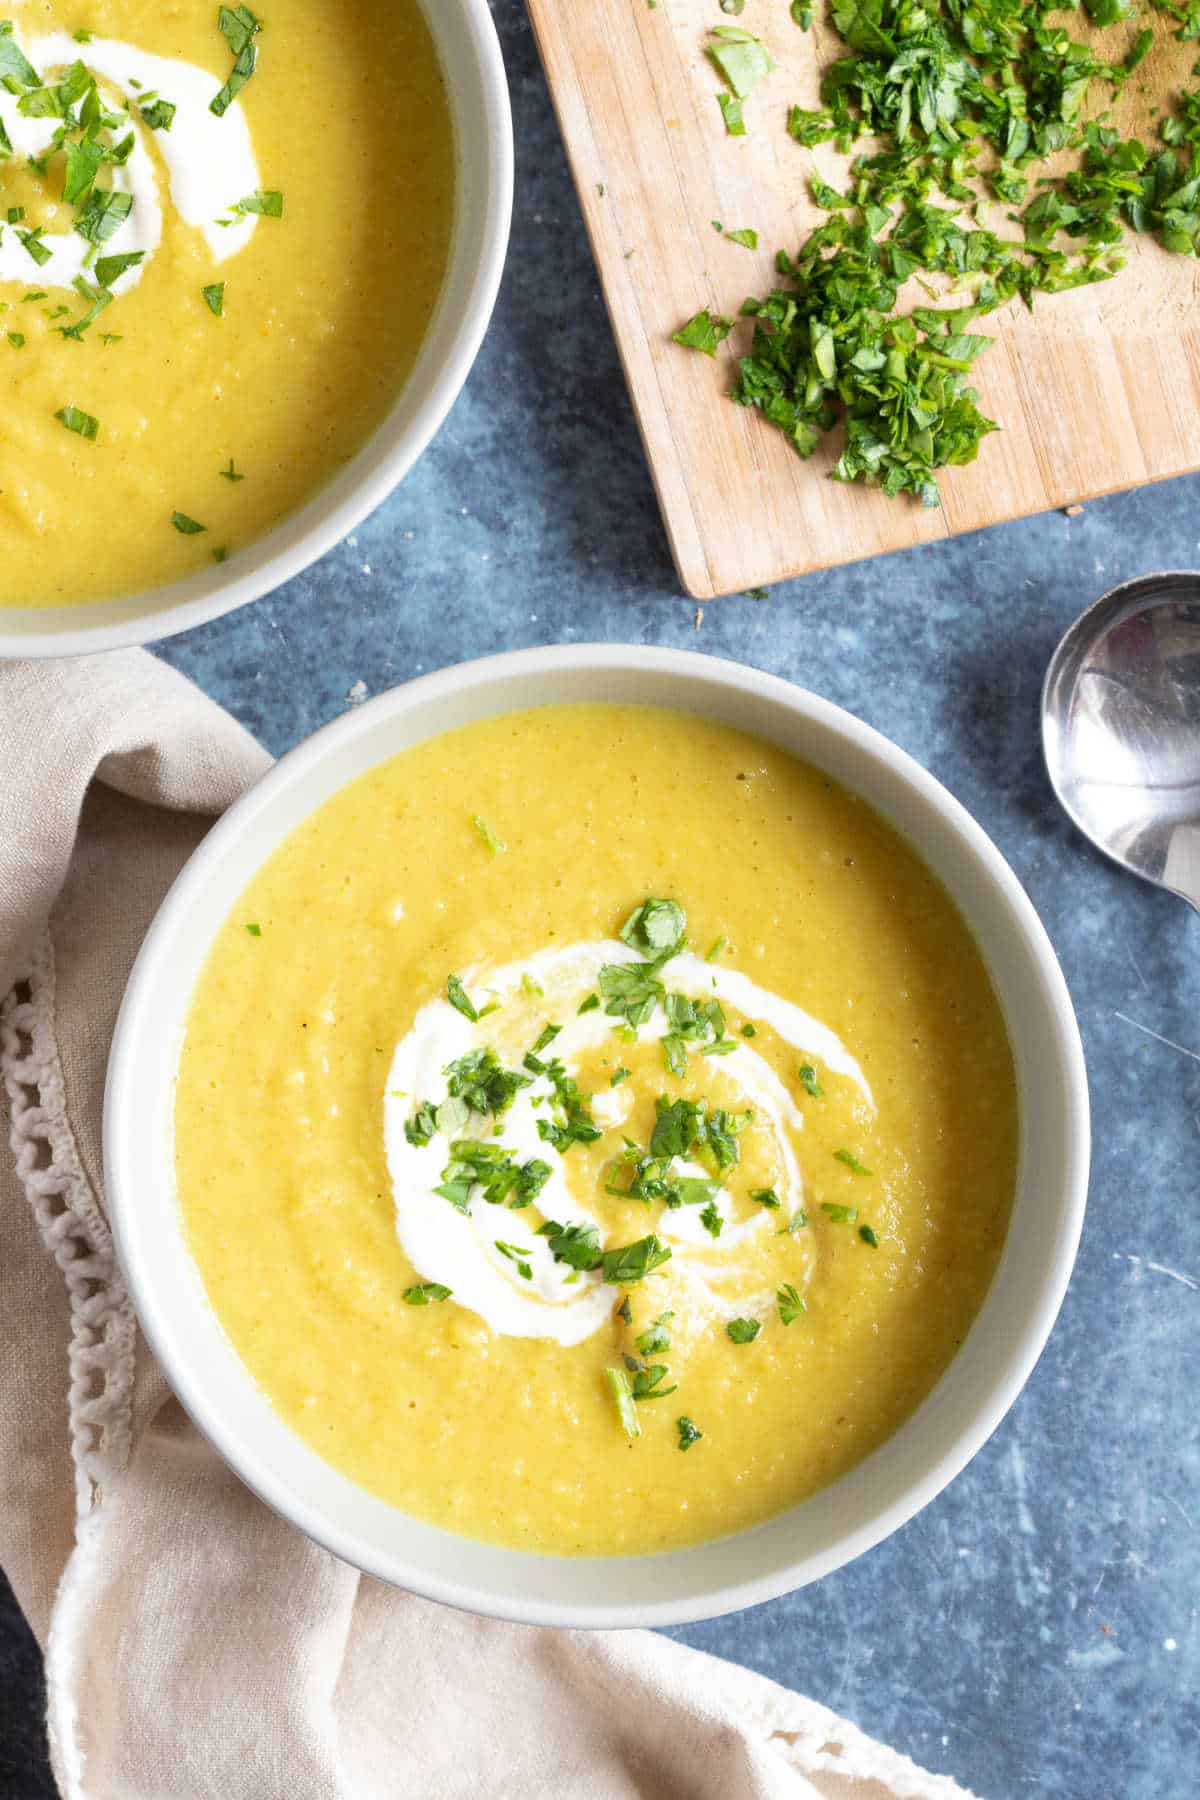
xmin=699 ymin=1199 xmax=723 ymax=1238
xmin=7 ymin=331 xmax=24 ymax=348
xmin=140 ymin=97 xmax=176 ymax=131
xmin=539 ymin=1220 xmax=602 ymax=1271
xmin=726 ymin=1316 xmax=761 ymax=1344
xmin=610 ymin=1065 xmax=631 ymax=1086
xmin=433 ymin=1140 xmax=549 ymax=1213
xmin=706 ymin=935 xmax=728 ymax=962
xmin=598 ymin=959 xmax=665 ymax=1029
xmin=717 ymin=92 xmax=745 ymax=135
xmin=245 ymin=922 xmax=262 ymax=937
xmin=725 ymin=228 xmax=758 ymax=249
xmin=834 ymin=1148 xmax=872 ymax=1176
xmin=821 ymin=1202 xmax=859 ymax=1225
xmin=740 ymin=1022 xmax=756 ymax=1038
xmin=232 ymin=188 xmax=283 ymax=217
xmin=404 ymin=1103 xmax=438 ymax=1147
xmin=630 ymin=1361 xmax=676 ymax=1400
xmin=533 ymin=1057 xmax=601 ymax=1151
xmin=55 ymin=405 xmax=99 ymax=440
xmin=494 ymin=1240 xmax=533 ymax=1280
xmin=444 ymin=1046 xmax=531 ymax=1119
xmin=635 ymin=1312 xmax=673 ymax=1356
xmin=798 ymin=1064 xmax=823 ymax=1098
xmin=677 ymin=1415 xmax=703 ymax=1451
xmin=779 ymin=1208 xmax=808 ymax=1234
xmin=15 ymin=228 xmax=51 ymax=267
xmin=777 ymin=1283 xmax=807 ymax=1324
xmin=606 ymin=1366 xmax=641 ymax=1438
xmin=75 ymin=189 xmax=133 ymax=245
xmin=577 ymin=992 xmax=600 ymax=1014
xmin=220 ymin=457 xmax=244 ymax=481
xmin=472 ymin=815 xmax=505 ymax=855
xmin=859 ymin=1224 xmax=880 ymax=1247
xmin=203 ymin=283 xmax=225 ymax=317
xmin=211 ymin=5 xmax=262 ymax=118
xmin=446 ymin=973 xmax=481 ymax=1021
xmin=601 ymin=1234 xmax=672 ymax=1285
xmin=94 ymin=251 xmax=144 ymax=286
xmin=750 ymin=1186 xmax=780 ymax=1209
xmin=620 ymin=897 xmax=686 ymax=958
xmin=171 ymin=511 xmax=206 ymax=534
xmin=403 ymin=1282 xmax=451 ymax=1305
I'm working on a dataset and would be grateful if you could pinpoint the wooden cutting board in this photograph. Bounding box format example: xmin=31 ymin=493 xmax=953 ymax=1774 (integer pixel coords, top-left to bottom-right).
xmin=525 ymin=0 xmax=1200 ymax=599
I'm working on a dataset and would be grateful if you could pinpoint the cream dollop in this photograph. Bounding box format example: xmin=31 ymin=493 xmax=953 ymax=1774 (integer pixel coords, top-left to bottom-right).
xmin=0 ymin=32 xmax=258 ymax=294
xmin=383 ymin=941 xmax=873 ymax=1345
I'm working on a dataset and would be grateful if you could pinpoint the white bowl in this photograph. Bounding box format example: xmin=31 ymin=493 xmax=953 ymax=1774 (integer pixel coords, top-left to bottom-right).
xmin=105 ymin=646 xmax=1090 ymax=1628
xmin=1 ymin=0 xmax=512 ymax=659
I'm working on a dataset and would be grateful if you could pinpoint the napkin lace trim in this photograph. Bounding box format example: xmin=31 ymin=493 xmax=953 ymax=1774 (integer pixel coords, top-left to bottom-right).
xmin=1 ymin=933 xmax=134 ymax=1517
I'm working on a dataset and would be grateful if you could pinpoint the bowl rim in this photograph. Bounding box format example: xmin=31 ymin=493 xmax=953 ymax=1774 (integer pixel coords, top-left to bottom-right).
xmin=0 ymin=0 xmax=513 ymax=659
xmin=104 ymin=644 xmax=1091 ymax=1628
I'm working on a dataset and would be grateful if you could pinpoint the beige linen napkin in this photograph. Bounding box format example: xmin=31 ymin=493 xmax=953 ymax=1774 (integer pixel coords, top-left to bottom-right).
xmin=0 ymin=650 xmax=979 ymax=1800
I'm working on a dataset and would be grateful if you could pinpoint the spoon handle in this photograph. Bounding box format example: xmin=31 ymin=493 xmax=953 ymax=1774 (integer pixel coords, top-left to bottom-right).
xmin=1163 ymin=823 xmax=1200 ymax=913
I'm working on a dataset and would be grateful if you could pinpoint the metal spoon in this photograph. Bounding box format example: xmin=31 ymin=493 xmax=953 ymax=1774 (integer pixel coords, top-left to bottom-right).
xmin=1042 ymin=571 xmax=1200 ymax=914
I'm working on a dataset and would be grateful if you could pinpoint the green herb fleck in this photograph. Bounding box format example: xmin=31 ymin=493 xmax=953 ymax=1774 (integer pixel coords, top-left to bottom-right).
xmin=403 ymin=1282 xmax=452 ymax=1305
xmin=778 ymin=1282 xmax=807 ymax=1324
xmin=672 ymin=309 xmax=733 ymax=356
xmin=821 ymin=1202 xmax=859 ymax=1225
xmin=602 ymin=1234 xmax=672 ymax=1285
xmin=726 ymin=1316 xmax=761 ymax=1344
xmin=472 ymin=815 xmax=506 ymax=855
xmin=55 ymin=405 xmax=99 ymax=440
xmin=171 ymin=511 xmax=206 ymax=534
xmin=834 ymin=1148 xmax=872 ymax=1176
xmin=606 ymin=1366 xmax=641 ymax=1438
xmin=750 ymin=1186 xmax=780 ymax=1209
xmin=677 ymin=1415 xmax=703 ymax=1450
xmin=798 ymin=1064 xmax=823 ymax=1098
xmin=203 ymin=282 xmax=225 ymax=317
xmin=859 ymin=1224 xmax=880 ymax=1247
xmin=211 ymin=5 xmax=262 ymax=118
xmin=245 ymin=922 xmax=262 ymax=937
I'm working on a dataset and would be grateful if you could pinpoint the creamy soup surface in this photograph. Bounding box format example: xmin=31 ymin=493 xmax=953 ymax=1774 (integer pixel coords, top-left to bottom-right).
xmin=1 ymin=0 xmax=453 ymax=606
xmin=175 ymin=705 xmax=1019 ymax=1557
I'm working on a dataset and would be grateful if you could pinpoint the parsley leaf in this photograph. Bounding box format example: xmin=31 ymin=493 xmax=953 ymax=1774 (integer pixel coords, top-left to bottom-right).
xmin=601 ymin=1234 xmax=672 ymax=1285
xmin=446 ymin=974 xmax=481 ymax=1021
xmin=171 ymin=511 xmax=206 ymax=534
xmin=672 ymin=309 xmax=733 ymax=356
xmin=606 ymin=1366 xmax=641 ymax=1438
xmin=778 ymin=1283 xmax=807 ymax=1324
xmin=726 ymin=1317 xmax=761 ymax=1344
xmin=834 ymin=1148 xmax=872 ymax=1175
xmin=54 ymin=405 xmax=99 ymax=440
xmin=211 ymin=5 xmax=262 ymax=118
xmin=403 ymin=1282 xmax=451 ymax=1305
xmin=677 ymin=1415 xmax=703 ymax=1451
xmin=202 ymin=283 xmax=225 ymax=317
xmin=472 ymin=815 xmax=506 ymax=854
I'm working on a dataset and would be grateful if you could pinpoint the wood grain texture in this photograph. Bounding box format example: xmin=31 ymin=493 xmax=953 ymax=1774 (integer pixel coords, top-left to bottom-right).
xmin=525 ymin=0 xmax=1200 ymax=598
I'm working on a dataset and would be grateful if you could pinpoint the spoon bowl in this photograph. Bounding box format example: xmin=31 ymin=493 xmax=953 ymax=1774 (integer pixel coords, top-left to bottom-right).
xmin=1042 ymin=571 xmax=1200 ymax=912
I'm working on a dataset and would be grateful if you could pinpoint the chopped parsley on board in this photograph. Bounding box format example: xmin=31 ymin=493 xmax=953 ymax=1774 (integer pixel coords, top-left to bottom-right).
xmin=678 ymin=0 xmax=1200 ymax=504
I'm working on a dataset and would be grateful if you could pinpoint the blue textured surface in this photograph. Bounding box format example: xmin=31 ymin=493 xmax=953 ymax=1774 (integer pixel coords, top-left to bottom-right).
xmin=5 ymin=5 xmax=1200 ymax=1795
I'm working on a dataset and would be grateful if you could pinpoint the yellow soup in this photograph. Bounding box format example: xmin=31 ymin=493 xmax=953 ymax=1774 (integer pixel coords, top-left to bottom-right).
xmin=1 ymin=0 xmax=453 ymax=606
xmin=175 ymin=705 xmax=1018 ymax=1557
